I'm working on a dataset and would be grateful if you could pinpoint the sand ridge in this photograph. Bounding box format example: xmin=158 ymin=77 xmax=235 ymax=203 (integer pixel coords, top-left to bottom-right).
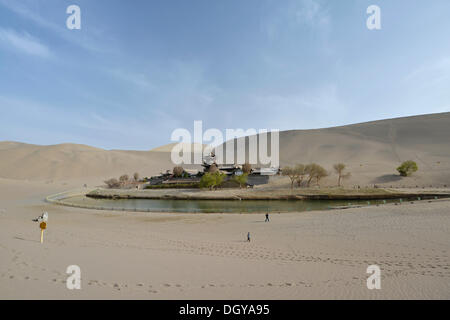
xmin=1 ymin=113 xmax=450 ymax=187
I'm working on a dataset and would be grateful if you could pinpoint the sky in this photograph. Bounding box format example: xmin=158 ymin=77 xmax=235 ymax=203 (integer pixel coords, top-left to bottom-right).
xmin=0 ymin=0 xmax=450 ymax=150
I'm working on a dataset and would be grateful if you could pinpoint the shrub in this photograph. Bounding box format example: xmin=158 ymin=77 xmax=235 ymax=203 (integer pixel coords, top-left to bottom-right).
xmin=133 ymin=172 xmax=140 ymax=181
xmin=242 ymin=163 xmax=252 ymax=174
xmin=104 ymin=178 xmax=121 ymax=188
xmin=397 ymin=161 xmax=418 ymax=177
xmin=200 ymin=172 xmax=226 ymax=190
xmin=173 ymin=166 xmax=184 ymax=177
xmin=233 ymin=173 xmax=248 ymax=188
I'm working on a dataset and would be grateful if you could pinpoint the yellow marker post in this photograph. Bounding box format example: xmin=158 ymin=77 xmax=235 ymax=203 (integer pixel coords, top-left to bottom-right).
xmin=40 ymin=222 xmax=47 ymax=244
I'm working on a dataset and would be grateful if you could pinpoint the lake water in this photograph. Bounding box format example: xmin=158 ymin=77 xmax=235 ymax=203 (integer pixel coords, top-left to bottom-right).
xmin=59 ymin=195 xmax=412 ymax=213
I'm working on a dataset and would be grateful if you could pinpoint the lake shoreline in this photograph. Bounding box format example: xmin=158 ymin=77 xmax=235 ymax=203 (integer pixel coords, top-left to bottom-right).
xmin=86 ymin=187 xmax=450 ymax=201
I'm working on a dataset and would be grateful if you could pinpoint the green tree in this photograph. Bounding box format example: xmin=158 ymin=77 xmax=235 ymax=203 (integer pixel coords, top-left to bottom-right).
xmin=333 ymin=163 xmax=351 ymax=187
xmin=397 ymin=160 xmax=418 ymax=177
xmin=233 ymin=173 xmax=248 ymax=188
xmin=200 ymin=172 xmax=226 ymax=190
xmin=215 ymin=171 xmax=226 ymax=187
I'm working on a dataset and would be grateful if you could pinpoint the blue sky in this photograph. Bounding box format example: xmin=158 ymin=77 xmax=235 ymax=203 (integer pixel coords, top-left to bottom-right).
xmin=1 ymin=0 xmax=449 ymax=150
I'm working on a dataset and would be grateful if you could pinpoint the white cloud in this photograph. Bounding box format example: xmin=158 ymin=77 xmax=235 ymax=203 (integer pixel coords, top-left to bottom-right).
xmin=0 ymin=28 xmax=51 ymax=58
xmin=0 ymin=0 xmax=109 ymax=53
xmin=294 ymin=0 xmax=330 ymax=28
xmin=264 ymin=0 xmax=331 ymax=40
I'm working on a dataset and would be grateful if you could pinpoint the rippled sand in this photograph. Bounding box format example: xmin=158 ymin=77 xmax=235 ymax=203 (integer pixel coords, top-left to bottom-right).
xmin=0 ymin=178 xmax=449 ymax=299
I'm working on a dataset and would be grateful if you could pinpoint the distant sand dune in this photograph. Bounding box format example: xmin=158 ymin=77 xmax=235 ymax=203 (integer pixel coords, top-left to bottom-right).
xmin=1 ymin=113 xmax=450 ymax=185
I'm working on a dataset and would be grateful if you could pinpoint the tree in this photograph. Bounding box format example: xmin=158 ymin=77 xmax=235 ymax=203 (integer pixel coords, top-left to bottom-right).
xmin=283 ymin=164 xmax=307 ymax=189
xmin=314 ymin=165 xmax=328 ymax=186
xmin=305 ymin=164 xmax=318 ymax=187
xmin=233 ymin=173 xmax=248 ymax=188
xmin=200 ymin=172 xmax=226 ymax=190
xmin=173 ymin=166 xmax=184 ymax=177
xmin=397 ymin=160 xmax=418 ymax=177
xmin=305 ymin=164 xmax=328 ymax=187
xmin=294 ymin=164 xmax=306 ymax=187
xmin=282 ymin=166 xmax=297 ymax=189
xmin=119 ymin=174 xmax=129 ymax=186
xmin=208 ymin=164 xmax=219 ymax=173
xmin=133 ymin=172 xmax=140 ymax=182
xmin=214 ymin=171 xmax=226 ymax=188
xmin=242 ymin=163 xmax=252 ymax=174
xmin=104 ymin=178 xmax=121 ymax=188
xmin=333 ymin=163 xmax=351 ymax=187
xmin=199 ymin=173 xmax=216 ymax=190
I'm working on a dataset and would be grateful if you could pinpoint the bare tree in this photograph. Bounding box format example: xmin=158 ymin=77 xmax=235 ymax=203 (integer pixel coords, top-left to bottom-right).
xmin=305 ymin=164 xmax=328 ymax=187
xmin=104 ymin=178 xmax=121 ymax=188
xmin=333 ymin=163 xmax=351 ymax=187
xmin=295 ymin=164 xmax=306 ymax=187
xmin=208 ymin=164 xmax=219 ymax=173
xmin=314 ymin=165 xmax=328 ymax=186
xmin=282 ymin=166 xmax=301 ymax=189
xmin=119 ymin=174 xmax=129 ymax=186
xmin=305 ymin=164 xmax=317 ymax=187
xmin=173 ymin=166 xmax=184 ymax=177
xmin=242 ymin=163 xmax=252 ymax=174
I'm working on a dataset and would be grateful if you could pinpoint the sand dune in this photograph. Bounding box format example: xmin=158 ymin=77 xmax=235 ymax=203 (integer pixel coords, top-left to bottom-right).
xmin=150 ymin=142 xmax=206 ymax=153
xmin=224 ymin=112 xmax=450 ymax=187
xmin=1 ymin=113 xmax=450 ymax=186
xmin=1 ymin=113 xmax=449 ymax=300
xmin=0 ymin=142 xmax=173 ymax=182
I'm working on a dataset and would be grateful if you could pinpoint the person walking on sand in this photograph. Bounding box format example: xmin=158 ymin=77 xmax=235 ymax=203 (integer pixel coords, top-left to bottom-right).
xmin=265 ymin=213 xmax=270 ymax=222
xmin=247 ymin=232 xmax=251 ymax=242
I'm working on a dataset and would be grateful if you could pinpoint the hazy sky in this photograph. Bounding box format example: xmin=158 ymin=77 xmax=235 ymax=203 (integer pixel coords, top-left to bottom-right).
xmin=1 ymin=0 xmax=449 ymax=150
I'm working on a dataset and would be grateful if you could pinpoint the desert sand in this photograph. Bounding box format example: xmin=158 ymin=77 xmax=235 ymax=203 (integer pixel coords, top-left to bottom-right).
xmin=1 ymin=113 xmax=450 ymax=187
xmin=0 ymin=177 xmax=449 ymax=299
xmin=1 ymin=113 xmax=450 ymax=299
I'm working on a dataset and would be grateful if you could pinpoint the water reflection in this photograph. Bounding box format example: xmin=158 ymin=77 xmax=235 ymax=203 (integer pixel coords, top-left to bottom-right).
xmin=61 ymin=196 xmax=407 ymax=213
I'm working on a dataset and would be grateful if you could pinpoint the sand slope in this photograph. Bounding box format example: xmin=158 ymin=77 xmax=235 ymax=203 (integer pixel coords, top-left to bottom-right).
xmin=0 ymin=142 xmax=173 ymax=182
xmin=223 ymin=112 xmax=450 ymax=187
xmin=1 ymin=112 xmax=450 ymax=185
